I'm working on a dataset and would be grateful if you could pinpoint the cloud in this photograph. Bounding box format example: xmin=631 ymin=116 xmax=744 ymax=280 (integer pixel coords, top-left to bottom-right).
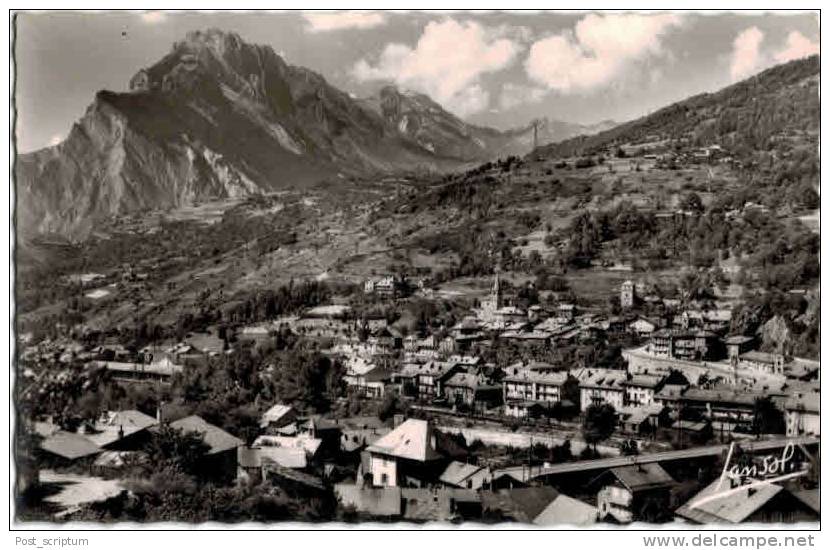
xmin=774 ymin=31 xmax=819 ymax=63
xmin=352 ymin=18 xmax=521 ymax=116
xmin=730 ymin=27 xmax=765 ymax=81
xmin=139 ymin=11 xmax=167 ymax=24
xmin=48 ymin=134 xmax=63 ymax=147
xmin=303 ymin=11 xmax=386 ymax=33
xmin=525 ymin=13 xmax=681 ymax=94
xmin=498 ymin=83 xmax=548 ymax=110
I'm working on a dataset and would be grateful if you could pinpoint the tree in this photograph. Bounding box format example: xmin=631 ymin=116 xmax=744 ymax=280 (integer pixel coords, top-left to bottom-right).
xmin=679 ymin=192 xmax=704 ymax=213
xmin=752 ymin=397 xmax=785 ymax=437
xmin=147 ymin=425 xmax=211 ymax=476
xmin=582 ymin=404 xmax=617 ymax=451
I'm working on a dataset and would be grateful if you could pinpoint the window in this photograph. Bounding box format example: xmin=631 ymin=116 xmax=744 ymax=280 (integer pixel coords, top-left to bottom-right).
xmin=381 ymin=473 xmax=388 ymax=485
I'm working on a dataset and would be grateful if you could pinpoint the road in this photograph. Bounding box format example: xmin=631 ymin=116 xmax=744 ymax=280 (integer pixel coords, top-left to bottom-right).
xmin=39 ymin=470 xmax=124 ymax=516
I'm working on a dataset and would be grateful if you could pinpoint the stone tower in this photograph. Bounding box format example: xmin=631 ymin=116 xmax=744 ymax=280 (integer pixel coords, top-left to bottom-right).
xmin=621 ymin=280 xmax=635 ymax=309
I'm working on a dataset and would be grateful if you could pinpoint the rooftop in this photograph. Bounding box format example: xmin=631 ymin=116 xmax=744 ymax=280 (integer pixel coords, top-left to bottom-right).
xmin=167 ymin=415 xmax=243 ymax=455
xmin=366 ymin=419 xmax=441 ymax=462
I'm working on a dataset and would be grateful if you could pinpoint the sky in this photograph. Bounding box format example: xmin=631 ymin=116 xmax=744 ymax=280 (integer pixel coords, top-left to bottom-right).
xmin=13 ymin=10 xmax=819 ymax=153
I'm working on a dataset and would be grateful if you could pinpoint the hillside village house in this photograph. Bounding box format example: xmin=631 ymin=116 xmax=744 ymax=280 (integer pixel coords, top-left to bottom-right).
xmin=648 ymin=329 xmax=716 ymax=361
xmin=676 ymin=481 xmax=819 ymax=524
xmin=364 ymin=274 xmax=406 ymax=297
xmin=738 ymin=351 xmax=786 ymax=376
xmin=629 ymin=317 xmax=657 ymax=338
xmin=622 ymin=374 xmax=665 ymax=407
xmin=503 ymin=370 xmax=578 ymax=416
xmin=579 ymin=369 xmax=627 ymax=411
xmin=365 ymin=419 xmax=458 ymax=488
xmin=163 ymin=415 xmax=244 ymax=483
xmin=785 ymin=393 xmax=820 ymax=437
xmin=397 ymin=361 xmax=464 ymax=401
xmin=439 ymin=461 xmax=492 ymax=491
xmin=259 ymin=404 xmax=296 ymax=433
xmin=594 ymin=463 xmax=677 ymax=524
xmin=676 ymin=388 xmax=761 ymax=434
xmin=442 ymin=372 xmax=501 ymax=411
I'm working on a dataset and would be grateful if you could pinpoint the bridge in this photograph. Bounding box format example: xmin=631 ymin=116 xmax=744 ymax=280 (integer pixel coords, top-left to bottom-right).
xmin=494 ymin=436 xmax=820 ymax=483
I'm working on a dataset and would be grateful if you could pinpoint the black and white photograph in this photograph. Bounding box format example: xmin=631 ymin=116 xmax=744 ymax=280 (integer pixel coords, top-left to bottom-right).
xmin=8 ymin=6 xmax=822 ymax=531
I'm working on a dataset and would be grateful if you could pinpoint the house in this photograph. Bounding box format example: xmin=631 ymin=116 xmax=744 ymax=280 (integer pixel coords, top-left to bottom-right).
xmin=443 ymin=371 xmax=501 ymax=411
xmin=676 ymin=388 xmax=762 ymax=434
xmin=82 ymin=409 xmax=158 ymax=450
xmin=339 ymin=417 xmax=391 ymax=454
xmin=617 ymin=404 xmax=662 ymax=435
xmin=630 ymin=318 xmax=657 ymax=338
xmin=251 ymin=434 xmax=323 ymax=463
xmin=368 ymin=326 xmax=403 ymax=352
xmin=622 ymin=374 xmax=665 ymax=407
xmin=259 ymin=404 xmax=297 ymax=432
xmin=648 ymin=328 xmax=718 ymax=361
xmin=349 ymin=366 xmax=393 ymax=398
xmin=653 ymin=383 xmax=688 ymax=416
xmin=166 ymin=415 xmax=243 ymax=483
xmin=725 ymin=335 xmax=755 ymax=359
xmin=669 ymin=420 xmax=713 ymax=445
xmin=238 ymin=325 xmax=272 ymax=345
xmin=785 ymin=393 xmax=820 ymax=437
xmin=39 ymin=431 xmax=102 ymax=466
xmin=738 ymin=351 xmax=786 ymax=376
xmin=402 ymin=361 xmax=464 ymax=402
xmin=558 ymin=303 xmax=576 ymax=320
xmin=703 ymin=310 xmax=732 ymax=333
xmin=675 ymin=481 xmax=819 ymax=524
xmin=297 ymin=416 xmax=342 ymax=455
xmin=503 ymin=370 xmax=578 ymax=415
xmin=365 ymin=419 xmax=460 ymax=488
xmin=439 ymin=461 xmax=492 ymax=490
xmin=579 ymin=369 xmax=627 ymax=411
xmin=593 ymin=463 xmax=677 ymax=523
xmin=364 ymin=274 xmax=406 ymax=297
xmin=96 ymin=357 xmax=183 ymax=383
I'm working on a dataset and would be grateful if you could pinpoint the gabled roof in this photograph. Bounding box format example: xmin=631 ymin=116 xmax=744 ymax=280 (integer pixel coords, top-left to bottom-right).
xmin=790 ymin=488 xmax=819 ymax=514
xmin=533 ymin=494 xmax=598 ymax=526
xmin=168 ymin=415 xmax=243 ymax=455
xmin=41 ymin=431 xmax=101 ymax=460
xmin=260 ymin=403 xmax=294 ymax=427
xmin=675 ymin=479 xmax=783 ymax=524
xmin=579 ymin=369 xmax=627 ymax=390
xmin=601 ymin=463 xmax=676 ymax=492
xmin=622 ymin=374 xmax=664 ymax=389
xmin=481 ymin=487 xmax=560 ymax=523
xmin=366 ymin=419 xmax=441 ymax=462
xmin=85 ymin=409 xmax=158 ymax=447
xmin=443 ymin=372 xmax=482 ymax=389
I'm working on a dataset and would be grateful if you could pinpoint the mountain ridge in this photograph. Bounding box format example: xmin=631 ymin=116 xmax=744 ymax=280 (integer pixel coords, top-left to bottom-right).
xmin=14 ymin=29 xmax=541 ymax=239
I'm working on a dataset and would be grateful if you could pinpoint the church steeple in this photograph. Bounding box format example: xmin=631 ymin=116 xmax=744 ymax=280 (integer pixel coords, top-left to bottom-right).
xmin=492 ymin=264 xmax=503 ymax=309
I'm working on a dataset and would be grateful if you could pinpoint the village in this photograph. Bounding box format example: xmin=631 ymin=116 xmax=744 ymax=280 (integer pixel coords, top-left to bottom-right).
xmin=16 ymin=263 xmax=820 ymax=525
